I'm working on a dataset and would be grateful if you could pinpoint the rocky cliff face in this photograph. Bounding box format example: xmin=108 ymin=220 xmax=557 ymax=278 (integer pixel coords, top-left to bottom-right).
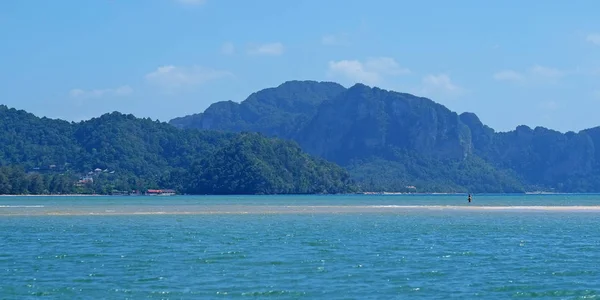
xmin=295 ymin=84 xmax=472 ymax=165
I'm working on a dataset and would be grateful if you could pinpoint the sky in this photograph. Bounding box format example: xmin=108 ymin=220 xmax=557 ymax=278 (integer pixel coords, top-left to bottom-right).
xmin=1 ymin=0 xmax=599 ymax=133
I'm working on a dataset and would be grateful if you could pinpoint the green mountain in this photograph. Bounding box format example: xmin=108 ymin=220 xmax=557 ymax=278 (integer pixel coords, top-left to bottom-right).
xmin=170 ymin=80 xmax=600 ymax=193
xmin=170 ymin=80 xmax=346 ymax=138
xmin=0 ymin=105 xmax=356 ymax=195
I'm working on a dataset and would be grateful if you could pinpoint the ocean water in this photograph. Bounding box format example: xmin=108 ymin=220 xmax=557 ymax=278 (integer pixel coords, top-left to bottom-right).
xmin=1 ymin=194 xmax=600 ymax=298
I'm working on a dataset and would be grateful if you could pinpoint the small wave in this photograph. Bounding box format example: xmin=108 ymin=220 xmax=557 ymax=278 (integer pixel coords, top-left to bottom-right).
xmin=0 ymin=205 xmax=45 ymax=208
xmin=241 ymin=290 xmax=306 ymax=296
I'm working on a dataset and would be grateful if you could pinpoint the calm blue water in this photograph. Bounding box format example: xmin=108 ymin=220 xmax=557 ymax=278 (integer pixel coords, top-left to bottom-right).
xmin=1 ymin=194 xmax=600 ymax=298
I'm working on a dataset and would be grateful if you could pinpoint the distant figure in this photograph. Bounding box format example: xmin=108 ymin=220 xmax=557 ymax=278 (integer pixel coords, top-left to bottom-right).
xmin=468 ymin=193 xmax=472 ymax=203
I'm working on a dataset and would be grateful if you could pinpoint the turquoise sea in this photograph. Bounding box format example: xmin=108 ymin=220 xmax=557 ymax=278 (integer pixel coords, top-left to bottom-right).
xmin=1 ymin=194 xmax=600 ymax=298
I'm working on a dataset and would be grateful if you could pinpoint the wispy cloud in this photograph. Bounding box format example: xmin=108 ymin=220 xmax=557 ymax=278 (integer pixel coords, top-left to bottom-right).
xmin=493 ymin=65 xmax=565 ymax=84
xmin=328 ymin=60 xmax=378 ymax=85
xmin=538 ymin=100 xmax=560 ymax=123
xmin=493 ymin=70 xmax=525 ymax=82
xmin=419 ymin=74 xmax=464 ymax=96
xmin=221 ymin=42 xmax=235 ymax=55
xmin=247 ymin=42 xmax=284 ymax=56
xmin=69 ymin=85 xmax=133 ymax=99
xmin=145 ymin=65 xmax=232 ymax=89
xmin=364 ymin=57 xmax=410 ymax=76
xmin=586 ymin=33 xmax=600 ymax=46
xmin=321 ymin=33 xmax=350 ymax=46
xmin=530 ymin=65 xmax=564 ymax=78
xmin=327 ymin=57 xmax=410 ymax=85
xmin=539 ymin=100 xmax=559 ymax=111
xmin=175 ymin=0 xmax=206 ymax=5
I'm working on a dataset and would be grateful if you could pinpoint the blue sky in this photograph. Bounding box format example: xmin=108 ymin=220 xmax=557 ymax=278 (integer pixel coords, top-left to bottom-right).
xmin=1 ymin=0 xmax=599 ymax=132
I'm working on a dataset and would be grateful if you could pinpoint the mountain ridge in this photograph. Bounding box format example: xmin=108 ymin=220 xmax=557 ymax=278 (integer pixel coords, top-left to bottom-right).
xmin=170 ymin=80 xmax=346 ymax=138
xmin=169 ymin=80 xmax=600 ymax=193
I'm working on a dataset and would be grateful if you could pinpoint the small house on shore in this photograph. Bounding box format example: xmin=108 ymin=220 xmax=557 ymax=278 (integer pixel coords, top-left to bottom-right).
xmin=145 ymin=189 xmax=176 ymax=196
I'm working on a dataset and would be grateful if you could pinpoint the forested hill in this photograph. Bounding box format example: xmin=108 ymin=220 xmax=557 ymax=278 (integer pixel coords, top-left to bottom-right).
xmin=0 ymin=105 xmax=356 ymax=195
xmin=170 ymin=80 xmax=600 ymax=193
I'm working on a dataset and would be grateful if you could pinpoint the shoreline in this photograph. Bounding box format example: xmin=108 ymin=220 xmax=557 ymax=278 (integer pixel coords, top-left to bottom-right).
xmin=2 ymin=205 xmax=600 ymax=216
xmin=0 ymin=194 xmax=105 ymax=197
xmin=0 ymin=192 xmax=594 ymax=197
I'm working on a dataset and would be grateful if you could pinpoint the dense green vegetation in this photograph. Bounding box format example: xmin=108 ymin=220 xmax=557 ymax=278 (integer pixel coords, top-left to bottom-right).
xmin=0 ymin=105 xmax=356 ymax=195
xmin=186 ymin=132 xmax=355 ymax=194
xmin=347 ymin=154 xmax=523 ymax=193
xmin=0 ymin=166 xmax=76 ymax=195
xmin=170 ymin=80 xmax=600 ymax=193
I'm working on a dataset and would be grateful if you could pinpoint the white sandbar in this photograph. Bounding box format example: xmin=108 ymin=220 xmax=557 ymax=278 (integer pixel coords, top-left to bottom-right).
xmin=2 ymin=205 xmax=600 ymax=216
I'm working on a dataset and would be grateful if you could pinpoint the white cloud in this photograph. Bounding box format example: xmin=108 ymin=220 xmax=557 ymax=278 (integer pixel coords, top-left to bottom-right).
xmin=321 ymin=33 xmax=350 ymax=46
xmin=69 ymin=85 xmax=133 ymax=99
xmin=145 ymin=65 xmax=232 ymax=89
xmin=586 ymin=33 xmax=600 ymax=46
xmin=493 ymin=70 xmax=525 ymax=82
xmin=530 ymin=65 xmax=563 ymax=78
xmin=539 ymin=100 xmax=559 ymax=111
xmin=493 ymin=65 xmax=565 ymax=84
xmin=328 ymin=60 xmax=379 ymax=85
xmin=175 ymin=0 xmax=206 ymax=5
xmin=327 ymin=57 xmax=410 ymax=85
xmin=364 ymin=57 xmax=410 ymax=76
xmin=321 ymin=35 xmax=338 ymax=45
xmin=221 ymin=42 xmax=235 ymax=55
xmin=420 ymin=74 xmax=463 ymax=95
xmin=247 ymin=42 xmax=284 ymax=56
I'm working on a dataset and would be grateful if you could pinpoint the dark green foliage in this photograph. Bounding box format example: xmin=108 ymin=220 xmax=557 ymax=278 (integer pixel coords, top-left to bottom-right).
xmin=347 ymin=152 xmax=523 ymax=193
xmin=186 ymin=132 xmax=355 ymax=194
xmin=71 ymin=112 xmax=233 ymax=178
xmin=0 ymin=105 xmax=79 ymax=169
xmin=0 ymin=105 xmax=356 ymax=195
xmin=0 ymin=166 xmax=76 ymax=195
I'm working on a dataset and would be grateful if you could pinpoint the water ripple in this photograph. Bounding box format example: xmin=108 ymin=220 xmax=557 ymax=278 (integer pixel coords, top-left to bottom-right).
xmin=1 ymin=209 xmax=600 ymax=298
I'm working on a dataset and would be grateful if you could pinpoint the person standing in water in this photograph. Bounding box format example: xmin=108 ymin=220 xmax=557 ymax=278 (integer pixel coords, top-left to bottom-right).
xmin=468 ymin=193 xmax=472 ymax=203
